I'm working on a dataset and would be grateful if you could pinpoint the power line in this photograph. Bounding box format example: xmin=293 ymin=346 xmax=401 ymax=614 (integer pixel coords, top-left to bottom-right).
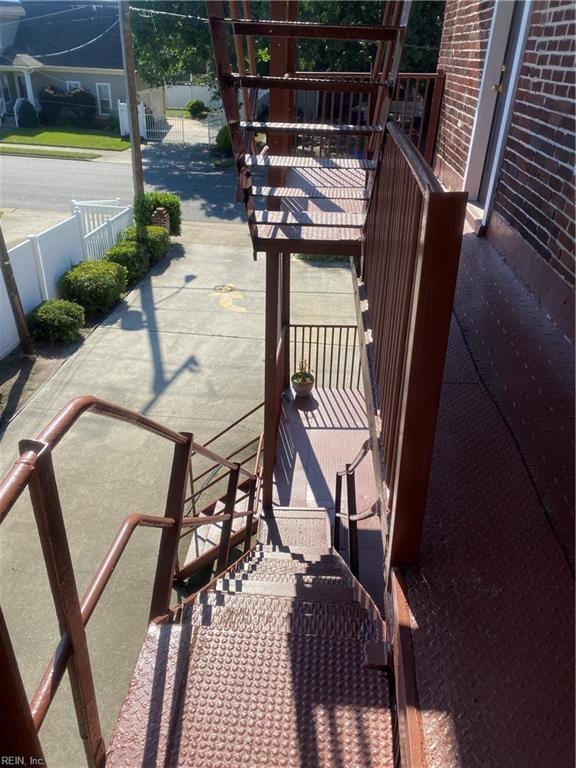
xmin=129 ymin=6 xmax=208 ymax=23
xmin=0 ymin=5 xmax=85 ymax=27
xmin=0 ymin=18 xmax=120 ymax=61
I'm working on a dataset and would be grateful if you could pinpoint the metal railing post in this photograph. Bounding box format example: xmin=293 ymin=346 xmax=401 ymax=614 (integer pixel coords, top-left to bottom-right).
xmin=346 ymin=465 xmax=359 ymax=578
xmin=0 ymin=606 xmax=45 ymax=764
xmin=217 ymin=464 xmax=240 ymax=574
xmin=149 ymin=432 xmax=194 ymax=619
xmin=243 ymin=476 xmax=257 ymax=553
xmin=334 ymin=472 xmax=342 ymax=552
xmin=21 ymin=438 xmax=106 ymax=768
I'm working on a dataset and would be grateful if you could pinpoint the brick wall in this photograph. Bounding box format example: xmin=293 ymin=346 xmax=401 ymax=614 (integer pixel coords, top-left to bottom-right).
xmin=493 ymin=1 xmax=575 ymax=287
xmin=434 ymin=0 xmax=495 ymax=188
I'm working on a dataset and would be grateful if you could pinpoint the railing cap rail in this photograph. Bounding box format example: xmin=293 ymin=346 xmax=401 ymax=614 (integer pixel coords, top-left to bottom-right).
xmin=0 ymin=396 xmax=256 ymax=524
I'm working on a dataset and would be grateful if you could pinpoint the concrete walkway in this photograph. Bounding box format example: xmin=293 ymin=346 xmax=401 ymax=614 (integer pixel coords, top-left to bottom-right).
xmin=0 ymin=220 xmax=357 ymax=766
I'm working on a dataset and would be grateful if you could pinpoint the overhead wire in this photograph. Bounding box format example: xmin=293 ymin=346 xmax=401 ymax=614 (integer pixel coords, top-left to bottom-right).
xmin=129 ymin=6 xmax=209 ymax=23
xmin=0 ymin=17 xmax=120 ymax=61
xmin=0 ymin=5 xmax=85 ymax=27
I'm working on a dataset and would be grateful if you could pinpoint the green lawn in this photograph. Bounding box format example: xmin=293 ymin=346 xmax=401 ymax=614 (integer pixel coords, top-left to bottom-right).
xmin=0 ymin=146 xmax=100 ymax=160
xmin=166 ymin=108 xmax=188 ymax=118
xmin=0 ymin=127 xmax=130 ymax=151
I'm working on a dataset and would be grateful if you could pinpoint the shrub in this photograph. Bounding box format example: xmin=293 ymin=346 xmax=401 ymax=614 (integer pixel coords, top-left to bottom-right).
xmin=185 ymin=99 xmax=208 ymax=119
xmin=38 ymin=85 xmax=97 ymax=127
xmin=62 ymin=261 xmax=127 ymax=314
xmin=122 ymin=225 xmax=170 ymax=265
xmin=55 ymin=106 xmax=78 ymax=127
xmin=144 ymin=226 xmax=170 ymax=264
xmin=17 ymin=99 xmax=39 ymax=128
xmin=133 ymin=192 xmax=181 ymax=236
xmin=28 ymin=299 xmax=84 ymax=344
xmin=104 ymin=242 xmax=149 ymax=283
xmin=215 ymin=125 xmax=232 ymax=156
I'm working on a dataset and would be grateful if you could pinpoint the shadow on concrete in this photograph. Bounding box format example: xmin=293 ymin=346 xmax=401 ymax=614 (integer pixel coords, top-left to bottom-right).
xmin=119 ymin=277 xmax=201 ymax=415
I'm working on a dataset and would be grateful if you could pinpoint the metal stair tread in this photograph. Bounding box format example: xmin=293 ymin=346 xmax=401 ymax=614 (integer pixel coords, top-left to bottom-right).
xmin=241 ymin=120 xmax=384 ymax=135
xmin=215 ymin=578 xmax=357 ymax=601
xmin=245 ymin=153 xmax=376 ymax=170
xmin=106 ymin=622 xmax=393 ymax=767
xmin=255 ymin=223 xmax=364 ymax=241
xmin=182 ymin=602 xmax=384 ymax=640
xmin=231 ymin=18 xmax=399 ymax=42
xmin=251 ymin=184 xmax=370 ymax=200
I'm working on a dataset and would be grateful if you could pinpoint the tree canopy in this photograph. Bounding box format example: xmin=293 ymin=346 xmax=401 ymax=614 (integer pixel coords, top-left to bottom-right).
xmin=130 ymin=1 xmax=445 ymax=86
xmin=131 ymin=2 xmax=212 ymax=86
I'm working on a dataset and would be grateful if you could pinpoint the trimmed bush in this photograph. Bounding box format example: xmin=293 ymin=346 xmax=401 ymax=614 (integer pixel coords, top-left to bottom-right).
xmin=104 ymin=242 xmax=149 ymax=283
xmin=17 ymin=99 xmax=39 ymax=128
xmin=133 ymin=192 xmax=181 ymax=236
xmin=185 ymin=99 xmax=208 ymax=118
xmin=122 ymin=225 xmax=170 ymax=265
xmin=62 ymin=261 xmax=127 ymax=314
xmin=145 ymin=226 xmax=170 ymax=264
xmin=215 ymin=125 xmax=232 ymax=156
xmin=28 ymin=299 xmax=84 ymax=344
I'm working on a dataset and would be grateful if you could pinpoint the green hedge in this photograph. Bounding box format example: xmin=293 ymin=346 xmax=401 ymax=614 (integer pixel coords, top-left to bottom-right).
xmin=215 ymin=125 xmax=232 ymax=156
xmin=185 ymin=99 xmax=208 ymax=118
xmin=121 ymin=224 xmax=170 ymax=264
xmin=38 ymin=85 xmax=97 ymax=127
xmin=28 ymin=299 xmax=84 ymax=344
xmin=61 ymin=261 xmax=127 ymax=314
xmin=17 ymin=99 xmax=39 ymax=128
xmin=145 ymin=226 xmax=170 ymax=263
xmin=133 ymin=192 xmax=181 ymax=236
xmin=105 ymin=242 xmax=149 ymax=283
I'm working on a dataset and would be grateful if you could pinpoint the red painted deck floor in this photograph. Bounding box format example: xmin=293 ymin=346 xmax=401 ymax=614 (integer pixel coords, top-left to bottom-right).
xmin=274 ymin=230 xmax=574 ymax=767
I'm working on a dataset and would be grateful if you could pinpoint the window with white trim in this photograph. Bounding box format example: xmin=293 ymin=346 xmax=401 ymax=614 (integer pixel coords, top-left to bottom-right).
xmin=96 ymin=82 xmax=112 ymax=115
xmin=66 ymin=80 xmax=81 ymax=91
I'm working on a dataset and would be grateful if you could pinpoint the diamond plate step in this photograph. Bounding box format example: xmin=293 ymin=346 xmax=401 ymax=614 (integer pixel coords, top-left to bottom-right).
xmin=107 ymin=622 xmax=393 ymax=768
xmin=257 ymin=508 xmax=332 ymax=551
xmin=215 ymin=576 xmax=356 ymax=601
xmin=182 ymin=597 xmax=384 ymax=640
xmin=107 ymin=505 xmax=392 ymax=766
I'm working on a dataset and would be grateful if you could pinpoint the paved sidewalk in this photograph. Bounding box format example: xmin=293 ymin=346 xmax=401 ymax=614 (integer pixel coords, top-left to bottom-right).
xmin=1 ymin=206 xmax=71 ymax=248
xmin=0 ymin=221 xmax=357 ymax=766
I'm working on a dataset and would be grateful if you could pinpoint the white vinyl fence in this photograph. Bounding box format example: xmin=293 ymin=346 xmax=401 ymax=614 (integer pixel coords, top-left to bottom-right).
xmin=164 ymin=84 xmax=221 ymax=110
xmin=1 ymin=202 xmax=133 ymax=359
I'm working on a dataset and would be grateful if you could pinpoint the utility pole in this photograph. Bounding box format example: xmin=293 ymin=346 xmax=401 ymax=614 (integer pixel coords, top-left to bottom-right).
xmin=119 ymin=0 xmax=144 ymax=197
xmin=0 ymin=226 xmax=35 ymax=357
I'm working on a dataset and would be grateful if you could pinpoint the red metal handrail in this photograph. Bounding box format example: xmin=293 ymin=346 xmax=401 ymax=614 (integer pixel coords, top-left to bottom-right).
xmin=0 ymin=395 xmax=248 ymax=766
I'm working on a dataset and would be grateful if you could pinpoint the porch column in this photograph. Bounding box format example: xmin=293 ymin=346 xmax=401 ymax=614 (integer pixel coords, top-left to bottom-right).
xmin=23 ymin=70 xmax=35 ymax=106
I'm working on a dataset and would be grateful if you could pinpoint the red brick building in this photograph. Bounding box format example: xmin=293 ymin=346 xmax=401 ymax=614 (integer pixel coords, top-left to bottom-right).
xmin=434 ymin=0 xmax=575 ymax=339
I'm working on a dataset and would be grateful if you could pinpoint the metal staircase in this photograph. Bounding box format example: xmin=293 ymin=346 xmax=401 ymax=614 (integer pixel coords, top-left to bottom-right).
xmin=206 ymin=0 xmax=411 ymax=257
xmin=106 ymin=507 xmax=393 ymax=767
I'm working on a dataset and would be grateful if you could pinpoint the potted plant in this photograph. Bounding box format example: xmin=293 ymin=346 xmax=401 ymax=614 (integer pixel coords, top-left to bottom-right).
xmin=291 ymin=359 xmax=315 ymax=398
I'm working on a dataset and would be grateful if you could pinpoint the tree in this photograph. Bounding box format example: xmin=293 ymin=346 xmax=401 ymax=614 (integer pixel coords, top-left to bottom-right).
xmin=130 ymin=1 xmax=445 ymax=86
xmin=399 ymin=2 xmax=445 ymax=73
xmin=130 ymin=1 xmax=212 ymax=85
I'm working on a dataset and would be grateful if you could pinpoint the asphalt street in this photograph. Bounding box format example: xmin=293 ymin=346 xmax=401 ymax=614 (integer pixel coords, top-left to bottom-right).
xmin=0 ymin=141 xmax=244 ymax=222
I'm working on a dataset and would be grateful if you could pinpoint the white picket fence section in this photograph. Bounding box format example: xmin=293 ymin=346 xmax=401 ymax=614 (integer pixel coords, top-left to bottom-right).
xmin=1 ymin=202 xmax=133 ymax=359
xmin=71 ymin=199 xmax=122 ymax=235
xmin=83 ymin=207 xmax=133 ymax=261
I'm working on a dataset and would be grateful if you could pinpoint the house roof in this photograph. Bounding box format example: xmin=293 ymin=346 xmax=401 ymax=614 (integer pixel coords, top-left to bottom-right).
xmin=0 ymin=1 xmax=123 ymax=70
